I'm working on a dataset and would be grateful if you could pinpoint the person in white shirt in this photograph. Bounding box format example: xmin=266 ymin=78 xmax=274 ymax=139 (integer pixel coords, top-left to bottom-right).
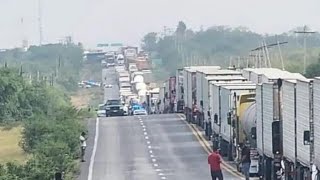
xmin=80 ymin=132 xmax=87 ymax=162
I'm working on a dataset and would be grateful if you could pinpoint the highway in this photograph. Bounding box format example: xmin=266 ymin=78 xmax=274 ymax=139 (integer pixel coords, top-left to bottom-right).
xmin=78 ymin=67 xmax=243 ymax=180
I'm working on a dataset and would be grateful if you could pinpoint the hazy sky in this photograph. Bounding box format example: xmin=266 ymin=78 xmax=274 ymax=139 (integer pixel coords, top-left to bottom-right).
xmin=1 ymin=0 xmax=319 ymax=49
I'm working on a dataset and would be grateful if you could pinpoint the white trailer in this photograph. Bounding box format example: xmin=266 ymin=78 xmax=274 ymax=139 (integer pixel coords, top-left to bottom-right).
xmin=210 ymin=81 xmax=255 ymax=134
xmin=296 ymin=79 xmax=312 ymax=170
xmin=196 ymin=69 xmax=242 ymax=113
xmin=282 ymin=80 xmax=297 ymax=164
xmin=242 ymin=68 xmax=306 ymax=84
xmin=220 ymin=83 xmax=256 ymax=143
xmin=159 ymin=86 xmax=166 ymax=113
xmin=175 ymin=69 xmax=184 ymax=112
xmin=314 ymin=77 xmax=320 ymax=170
xmin=195 ymin=68 xmax=232 ymax=111
xmin=202 ymin=76 xmax=246 ymax=121
xmin=183 ymin=66 xmax=220 ymax=120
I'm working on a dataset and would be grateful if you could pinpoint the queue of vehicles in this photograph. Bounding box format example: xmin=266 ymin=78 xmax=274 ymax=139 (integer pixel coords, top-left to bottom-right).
xmin=158 ymin=65 xmax=320 ymax=180
xmin=99 ymin=46 xmax=159 ymax=117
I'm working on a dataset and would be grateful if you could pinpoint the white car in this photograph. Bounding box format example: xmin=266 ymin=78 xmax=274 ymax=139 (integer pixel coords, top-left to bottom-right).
xmin=104 ymin=84 xmax=113 ymax=88
xmin=96 ymin=104 xmax=106 ymax=117
xmin=133 ymin=109 xmax=148 ymax=115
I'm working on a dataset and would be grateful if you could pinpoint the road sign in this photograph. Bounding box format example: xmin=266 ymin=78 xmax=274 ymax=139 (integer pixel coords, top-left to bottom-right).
xmin=110 ymin=43 xmax=123 ymax=47
xmin=97 ymin=44 xmax=109 ymax=47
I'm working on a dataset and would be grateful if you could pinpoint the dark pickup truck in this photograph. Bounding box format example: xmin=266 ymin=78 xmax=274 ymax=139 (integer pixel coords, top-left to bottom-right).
xmin=105 ymin=99 xmax=124 ymax=117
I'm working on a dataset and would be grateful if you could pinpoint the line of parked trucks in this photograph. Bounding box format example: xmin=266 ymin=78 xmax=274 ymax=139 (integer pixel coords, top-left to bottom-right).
xmin=158 ymin=65 xmax=320 ymax=180
xmin=110 ymin=47 xmax=159 ymax=115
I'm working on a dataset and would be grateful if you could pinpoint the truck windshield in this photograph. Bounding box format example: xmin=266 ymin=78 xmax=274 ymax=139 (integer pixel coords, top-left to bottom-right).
xmin=106 ymin=100 xmax=121 ymax=105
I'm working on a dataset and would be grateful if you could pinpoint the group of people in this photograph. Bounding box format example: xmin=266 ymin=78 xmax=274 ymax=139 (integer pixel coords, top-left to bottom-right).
xmin=208 ymin=144 xmax=251 ymax=180
xmin=79 ymin=132 xmax=251 ymax=180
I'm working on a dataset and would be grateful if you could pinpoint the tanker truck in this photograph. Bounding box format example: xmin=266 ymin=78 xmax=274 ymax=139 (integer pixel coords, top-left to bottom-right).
xmin=236 ymin=93 xmax=260 ymax=177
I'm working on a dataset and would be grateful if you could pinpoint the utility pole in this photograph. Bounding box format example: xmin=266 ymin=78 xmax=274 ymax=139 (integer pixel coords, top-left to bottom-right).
xmin=294 ymin=26 xmax=316 ymax=74
xmin=38 ymin=0 xmax=43 ymax=45
xmin=251 ymin=41 xmax=288 ymax=68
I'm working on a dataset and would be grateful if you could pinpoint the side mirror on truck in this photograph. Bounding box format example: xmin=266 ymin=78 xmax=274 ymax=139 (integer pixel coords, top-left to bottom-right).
xmin=303 ymin=131 xmax=311 ymax=145
xmin=214 ymin=114 xmax=218 ymax=124
xmin=251 ymin=127 xmax=257 ymax=140
xmin=227 ymin=112 xmax=232 ymax=125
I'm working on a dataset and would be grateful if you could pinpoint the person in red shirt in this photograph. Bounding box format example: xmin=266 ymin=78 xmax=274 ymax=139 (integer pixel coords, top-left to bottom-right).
xmin=208 ymin=147 xmax=223 ymax=180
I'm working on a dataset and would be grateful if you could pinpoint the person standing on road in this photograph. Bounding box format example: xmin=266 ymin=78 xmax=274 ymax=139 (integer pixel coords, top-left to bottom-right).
xmin=208 ymin=147 xmax=223 ymax=180
xmin=241 ymin=144 xmax=251 ymax=180
xmin=80 ymin=132 xmax=87 ymax=162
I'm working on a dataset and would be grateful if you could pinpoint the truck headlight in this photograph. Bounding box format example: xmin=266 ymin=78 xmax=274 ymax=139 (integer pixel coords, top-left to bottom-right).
xmin=120 ymin=107 xmax=123 ymax=110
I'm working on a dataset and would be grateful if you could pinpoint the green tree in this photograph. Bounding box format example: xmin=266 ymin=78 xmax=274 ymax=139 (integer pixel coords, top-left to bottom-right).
xmin=305 ymin=56 xmax=320 ymax=78
xmin=142 ymin=32 xmax=158 ymax=52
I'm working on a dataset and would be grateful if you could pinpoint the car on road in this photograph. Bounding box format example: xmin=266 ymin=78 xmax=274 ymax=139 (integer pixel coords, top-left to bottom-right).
xmin=96 ymin=104 xmax=106 ymax=117
xmin=133 ymin=108 xmax=148 ymax=116
xmin=104 ymin=84 xmax=113 ymax=88
xmin=105 ymin=99 xmax=124 ymax=117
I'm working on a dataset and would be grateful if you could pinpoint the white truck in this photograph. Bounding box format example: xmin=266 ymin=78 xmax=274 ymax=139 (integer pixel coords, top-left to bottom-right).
xmin=240 ymin=68 xmax=308 ymax=179
xmin=196 ymin=69 xmax=244 ymax=125
xmin=182 ymin=66 xmax=221 ymax=122
xmin=116 ymin=54 xmax=125 ymax=65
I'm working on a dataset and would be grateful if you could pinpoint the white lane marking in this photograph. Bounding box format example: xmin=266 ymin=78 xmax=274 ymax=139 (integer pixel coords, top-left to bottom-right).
xmin=143 ymin=128 xmax=146 ymax=131
xmin=142 ymin=125 xmax=146 ymax=128
xmin=153 ymin=163 xmax=158 ymax=167
xmin=152 ymin=158 xmax=157 ymax=162
xmin=148 ymin=145 xmax=152 ymax=149
xmin=160 ymin=177 xmax=166 ymax=179
xmin=150 ymin=154 xmax=155 ymax=158
xmin=144 ymin=132 xmax=148 ymax=135
xmin=147 ymin=141 xmax=151 ymax=144
xmin=149 ymin=150 xmax=153 ymax=154
xmin=155 ymin=169 xmax=162 ymax=172
xmin=88 ymin=117 xmax=100 ymax=180
xmin=158 ymin=173 xmax=164 ymax=176
xmin=145 ymin=136 xmax=149 ymax=140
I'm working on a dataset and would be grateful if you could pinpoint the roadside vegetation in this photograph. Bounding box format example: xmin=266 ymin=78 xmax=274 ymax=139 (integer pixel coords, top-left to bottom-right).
xmin=0 ymin=43 xmax=90 ymax=179
xmin=142 ymin=22 xmax=320 ymax=80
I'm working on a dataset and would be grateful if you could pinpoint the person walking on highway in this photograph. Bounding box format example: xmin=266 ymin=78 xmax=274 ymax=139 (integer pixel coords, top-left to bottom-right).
xmin=208 ymin=146 xmax=223 ymax=180
xmin=241 ymin=144 xmax=251 ymax=180
xmin=80 ymin=132 xmax=87 ymax=162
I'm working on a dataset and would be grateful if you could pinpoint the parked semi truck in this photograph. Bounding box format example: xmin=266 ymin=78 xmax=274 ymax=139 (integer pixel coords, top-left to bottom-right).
xmin=182 ymin=66 xmax=221 ymax=122
xmin=160 ymin=65 xmax=320 ymax=179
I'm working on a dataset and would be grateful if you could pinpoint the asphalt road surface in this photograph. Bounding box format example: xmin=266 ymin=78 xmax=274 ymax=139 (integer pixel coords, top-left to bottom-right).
xmin=78 ymin=67 xmax=243 ymax=180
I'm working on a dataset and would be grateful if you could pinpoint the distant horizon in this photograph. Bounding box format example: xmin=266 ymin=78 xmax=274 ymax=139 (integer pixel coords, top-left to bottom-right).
xmin=1 ymin=0 xmax=319 ymax=49
xmin=1 ymin=24 xmax=316 ymax=50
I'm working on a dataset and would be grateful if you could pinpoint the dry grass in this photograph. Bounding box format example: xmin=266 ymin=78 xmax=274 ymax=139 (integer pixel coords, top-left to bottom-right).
xmin=71 ymin=88 xmax=103 ymax=109
xmin=0 ymin=126 xmax=28 ymax=164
